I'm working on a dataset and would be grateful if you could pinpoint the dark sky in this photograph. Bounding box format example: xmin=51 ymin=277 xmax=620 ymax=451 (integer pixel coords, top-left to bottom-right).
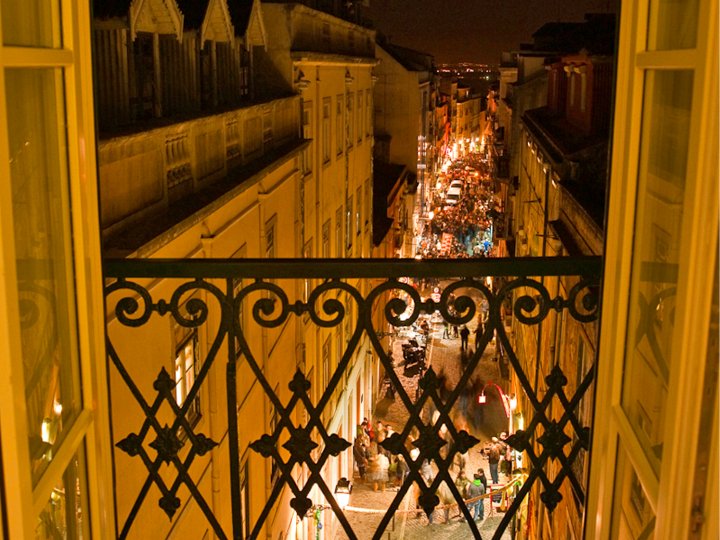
xmin=367 ymin=0 xmax=618 ymax=65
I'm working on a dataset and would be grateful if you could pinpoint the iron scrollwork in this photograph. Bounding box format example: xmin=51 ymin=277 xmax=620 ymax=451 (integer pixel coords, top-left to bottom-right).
xmin=104 ymin=257 xmax=601 ymax=540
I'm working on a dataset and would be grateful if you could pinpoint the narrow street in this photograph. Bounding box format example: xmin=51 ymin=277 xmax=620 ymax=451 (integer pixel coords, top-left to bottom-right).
xmin=340 ymin=311 xmax=514 ymax=539
xmin=339 ymin=149 xmax=516 ymax=538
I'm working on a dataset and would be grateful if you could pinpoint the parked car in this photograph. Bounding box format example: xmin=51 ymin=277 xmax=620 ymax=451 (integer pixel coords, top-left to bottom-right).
xmin=445 ymin=185 xmax=462 ymax=205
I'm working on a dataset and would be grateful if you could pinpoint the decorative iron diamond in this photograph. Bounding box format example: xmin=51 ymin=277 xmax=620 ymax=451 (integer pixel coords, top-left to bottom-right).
xmin=282 ymin=427 xmax=318 ymax=460
xmin=159 ymin=493 xmax=181 ymax=518
xmin=149 ymin=425 xmax=185 ymax=463
xmin=454 ymin=429 xmax=480 ymax=454
xmin=537 ymin=421 xmax=571 ymax=457
xmin=412 ymin=424 xmax=448 ymax=456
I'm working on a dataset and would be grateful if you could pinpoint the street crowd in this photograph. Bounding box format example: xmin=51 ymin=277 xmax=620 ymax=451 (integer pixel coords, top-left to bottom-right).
xmin=352 ymin=417 xmax=516 ymax=525
xmin=344 ymin=150 xmax=518 ymax=531
xmin=416 ymin=151 xmax=503 ymax=259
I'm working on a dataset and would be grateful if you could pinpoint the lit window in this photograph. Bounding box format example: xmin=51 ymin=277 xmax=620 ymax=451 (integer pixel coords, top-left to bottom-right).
xmin=322 ymin=97 xmax=331 ymax=163
xmin=346 ymin=195 xmax=353 ymax=253
xmin=174 ymin=329 xmax=201 ymax=424
xmin=355 ymin=186 xmax=362 ymax=237
xmin=336 ymin=95 xmax=343 ymax=156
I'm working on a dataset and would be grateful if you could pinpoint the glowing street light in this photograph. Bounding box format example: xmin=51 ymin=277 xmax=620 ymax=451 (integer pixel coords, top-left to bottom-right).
xmin=334 ymin=477 xmax=352 ymax=509
xmin=476 ymin=381 xmax=511 ymax=418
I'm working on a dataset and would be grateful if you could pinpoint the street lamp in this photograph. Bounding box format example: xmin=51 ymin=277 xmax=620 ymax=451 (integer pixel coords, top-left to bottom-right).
xmin=476 ymin=381 xmax=511 ymax=418
xmin=334 ymin=477 xmax=352 ymax=509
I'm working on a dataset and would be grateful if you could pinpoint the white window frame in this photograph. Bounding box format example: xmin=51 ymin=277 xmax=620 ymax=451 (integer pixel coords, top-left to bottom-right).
xmin=586 ymin=2 xmax=718 ymax=539
xmin=0 ymin=2 xmax=114 ymax=537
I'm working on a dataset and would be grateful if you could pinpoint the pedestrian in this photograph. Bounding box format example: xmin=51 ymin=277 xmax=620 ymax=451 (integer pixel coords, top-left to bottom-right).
xmin=437 ymin=481 xmax=454 ymax=523
xmin=442 ymin=320 xmax=450 ymax=339
xmin=460 ymin=325 xmax=470 ymax=350
xmin=474 ymin=323 xmax=483 ymax=351
xmin=499 ymin=432 xmax=513 ymax=475
xmin=454 ymin=469 xmax=470 ymax=505
xmin=353 ymin=434 xmax=368 ymax=481
xmin=373 ymin=451 xmax=390 ymax=492
xmin=452 ymin=450 xmax=467 ymax=473
xmin=477 ymin=468 xmax=488 ymax=493
xmin=395 ymin=454 xmax=408 ymax=486
xmin=376 ymin=421 xmax=387 ymax=446
xmin=420 ymin=458 xmax=434 ymax=485
xmin=467 ymin=472 xmax=486 ymax=521
xmin=487 ymin=438 xmax=501 ymax=484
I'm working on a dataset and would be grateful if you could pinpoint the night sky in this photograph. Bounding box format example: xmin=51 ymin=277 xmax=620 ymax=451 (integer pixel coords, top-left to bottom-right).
xmin=367 ymin=0 xmax=618 ymax=65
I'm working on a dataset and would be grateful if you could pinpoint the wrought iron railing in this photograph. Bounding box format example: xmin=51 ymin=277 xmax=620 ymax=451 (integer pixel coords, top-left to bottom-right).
xmin=103 ymin=256 xmax=602 ymax=540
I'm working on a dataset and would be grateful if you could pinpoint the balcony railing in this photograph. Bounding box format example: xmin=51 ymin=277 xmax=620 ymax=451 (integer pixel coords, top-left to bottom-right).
xmin=103 ymin=256 xmax=602 ymax=540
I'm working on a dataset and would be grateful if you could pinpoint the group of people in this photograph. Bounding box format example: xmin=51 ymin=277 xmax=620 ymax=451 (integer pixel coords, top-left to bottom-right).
xmin=417 ymin=153 xmax=501 ymax=260
xmin=453 ymin=468 xmax=489 ymax=522
xmin=421 ymin=465 xmax=491 ymax=525
xmin=353 ymin=419 xmax=410 ymax=492
xmin=353 ymin=417 xmax=502 ymax=525
xmin=481 ymin=432 xmax=514 ymax=484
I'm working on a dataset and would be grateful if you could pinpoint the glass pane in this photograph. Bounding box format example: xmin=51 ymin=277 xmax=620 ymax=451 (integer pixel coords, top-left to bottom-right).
xmin=648 ymin=0 xmax=699 ymax=50
xmin=1 ymin=0 xmax=61 ymax=48
xmin=611 ymin=442 xmax=656 ymax=539
xmin=621 ymin=70 xmax=693 ymax=473
xmin=34 ymin=445 xmax=89 ymax=539
xmin=6 ymin=69 xmax=82 ymax=484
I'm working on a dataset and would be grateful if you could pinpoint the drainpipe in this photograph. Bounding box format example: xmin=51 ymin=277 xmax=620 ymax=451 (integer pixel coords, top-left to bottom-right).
xmin=200 ymin=232 xmax=225 ymax=533
xmin=532 ymin=162 xmax=550 ymax=538
xmin=533 ymin=163 xmax=550 ymax=393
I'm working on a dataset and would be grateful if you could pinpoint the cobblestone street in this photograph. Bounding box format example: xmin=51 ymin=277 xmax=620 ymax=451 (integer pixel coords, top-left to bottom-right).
xmin=339 ymin=285 xmax=516 ymax=539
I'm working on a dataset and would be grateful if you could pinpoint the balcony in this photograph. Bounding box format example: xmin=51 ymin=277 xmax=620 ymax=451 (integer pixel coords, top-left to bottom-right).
xmin=103 ymin=255 xmax=601 ymax=539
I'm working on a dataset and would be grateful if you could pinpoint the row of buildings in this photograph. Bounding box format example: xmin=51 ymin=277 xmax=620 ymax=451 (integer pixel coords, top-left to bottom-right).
xmin=486 ymin=9 xmax=716 ymax=540
xmin=50 ymin=0 xmax=485 ymax=538
xmin=486 ymin=13 xmax=615 ymax=539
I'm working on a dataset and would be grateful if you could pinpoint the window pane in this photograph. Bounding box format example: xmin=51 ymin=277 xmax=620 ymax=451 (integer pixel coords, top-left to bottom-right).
xmin=34 ymin=445 xmax=89 ymax=539
xmin=6 ymin=68 xmax=82 ymax=484
xmin=611 ymin=443 xmax=656 ymax=539
xmin=621 ymin=70 xmax=693 ymax=473
xmin=647 ymin=0 xmax=699 ymax=50
xmin=1 ymin=0 xmax=61 ymax=47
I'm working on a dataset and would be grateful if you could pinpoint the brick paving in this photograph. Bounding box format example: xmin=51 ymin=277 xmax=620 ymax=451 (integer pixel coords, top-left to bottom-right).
xmin=340 ymin=285 xmax=515 ymax=539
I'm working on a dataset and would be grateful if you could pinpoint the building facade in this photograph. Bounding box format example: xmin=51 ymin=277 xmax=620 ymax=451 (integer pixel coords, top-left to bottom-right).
xmin=94 ymin=1 xmax=376 ymax=538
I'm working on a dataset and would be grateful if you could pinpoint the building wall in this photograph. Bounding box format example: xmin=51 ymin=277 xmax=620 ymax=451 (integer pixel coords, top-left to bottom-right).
xmin=98 ymin=95 xmax=301 ymax=245
xmin=373 ymin=46 xmax=425 ymax=174
xmin=95 ymin=3 xmax=377 ymax=539
xmin=511 ymin=119 xmax=604 ymax=539
xmin=105 ymin=155 xmax=302 ymax=539
xmin=263 ymin=5 xmax=377 ymax=538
